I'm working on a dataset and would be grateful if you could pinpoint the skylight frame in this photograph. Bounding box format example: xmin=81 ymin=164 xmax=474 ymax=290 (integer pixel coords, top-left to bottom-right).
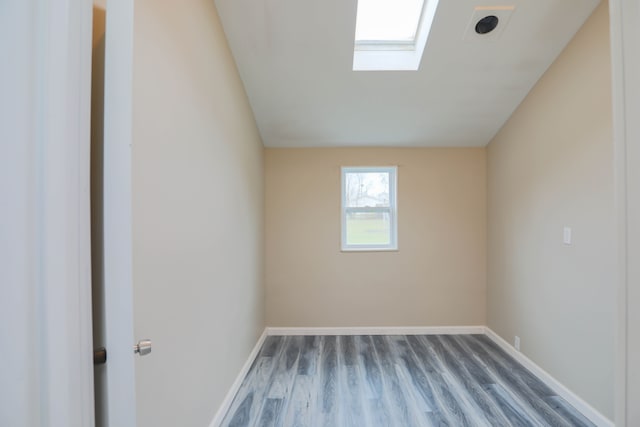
xmin=354 ymin=39 xmax=417 ymax=52
xmin=353 ymin=0 xmax=440 ymax=71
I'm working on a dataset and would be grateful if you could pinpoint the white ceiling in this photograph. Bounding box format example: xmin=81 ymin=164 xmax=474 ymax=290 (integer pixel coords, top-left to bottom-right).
xmin=215 ymin=0 xmax=599 ymax=147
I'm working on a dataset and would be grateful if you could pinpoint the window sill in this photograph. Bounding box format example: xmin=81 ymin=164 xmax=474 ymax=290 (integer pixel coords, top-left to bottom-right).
xmin=340 ymin=247 xmax=399 ymax=253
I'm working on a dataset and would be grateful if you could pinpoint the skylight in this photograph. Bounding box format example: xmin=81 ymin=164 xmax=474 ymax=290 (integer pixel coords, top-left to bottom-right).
xmin=353 ymin=0 xmax=439 ymax=71
xmin=355 ymin=0 xmax=424 ymax=44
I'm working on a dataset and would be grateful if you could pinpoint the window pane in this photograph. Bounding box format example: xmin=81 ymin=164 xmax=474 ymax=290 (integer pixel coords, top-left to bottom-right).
xmin=355 ymin=0 xmax=425 ymax=42
xmin=346 ymin=211 xmax=391 ymax=246
xmin=345 ymin=171 xmax=390 ymax=208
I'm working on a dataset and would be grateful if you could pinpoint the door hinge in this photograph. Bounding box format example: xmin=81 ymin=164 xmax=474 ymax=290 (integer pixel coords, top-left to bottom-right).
xmin=93 ymin=347 xmax=107 ymax=365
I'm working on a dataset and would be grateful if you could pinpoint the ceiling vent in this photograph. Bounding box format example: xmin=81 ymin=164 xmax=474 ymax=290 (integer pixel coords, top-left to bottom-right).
xmin=475 ymin=15 xmax=499 ymax=34
xmin=463 ymin=6 xmax=515 ymax=41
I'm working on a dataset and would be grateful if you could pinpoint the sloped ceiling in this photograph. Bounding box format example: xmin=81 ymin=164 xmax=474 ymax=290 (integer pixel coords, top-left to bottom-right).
xmin=215 ymin=0 xmax=599 ymax=147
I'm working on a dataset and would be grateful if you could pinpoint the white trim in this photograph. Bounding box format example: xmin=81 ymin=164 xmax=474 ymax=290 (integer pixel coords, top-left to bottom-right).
xmin=484 ymin=327 xmax=614 ymax=427
xmin=208 ymin=329 xmax=269 ymax=427
xmin=608 ymin=0 xmax=627 ymax=423
xmin=266 ymin=325 xmax=485 ymax=336
xmin=609 ymin=0 xmax=639 ymax=425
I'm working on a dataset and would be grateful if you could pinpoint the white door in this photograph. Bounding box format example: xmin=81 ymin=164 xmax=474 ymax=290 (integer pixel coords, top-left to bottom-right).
xmin=99 ymin=0 xmax=137 ymax=425
xmin=93 ymin=0 xmax=136 ymax=427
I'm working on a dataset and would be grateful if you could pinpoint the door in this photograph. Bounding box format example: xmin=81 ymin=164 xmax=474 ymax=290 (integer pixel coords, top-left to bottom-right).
xmin=99 ymin=0 xmax=137 ymax=425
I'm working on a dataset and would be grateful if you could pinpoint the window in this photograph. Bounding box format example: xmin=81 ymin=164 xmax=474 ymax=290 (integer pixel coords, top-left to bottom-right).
xmin=353 ymin=0 xmax=440 ymax=71
xmin=355 ymin=0 xmax=425 ymax=46
xmin=341 ymin=166 xmax=397 ymax=251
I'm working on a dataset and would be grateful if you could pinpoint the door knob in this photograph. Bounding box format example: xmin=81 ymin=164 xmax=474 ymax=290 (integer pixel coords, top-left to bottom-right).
xmin=134 ymin=339 xmax=152 ymax=356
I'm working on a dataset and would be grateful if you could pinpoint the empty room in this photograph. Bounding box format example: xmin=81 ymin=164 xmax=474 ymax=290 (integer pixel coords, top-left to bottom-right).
xmin=121 ymin=0 xmax=617 ymax=424
xmin=4 ymin=0 xmax=640 ymax=426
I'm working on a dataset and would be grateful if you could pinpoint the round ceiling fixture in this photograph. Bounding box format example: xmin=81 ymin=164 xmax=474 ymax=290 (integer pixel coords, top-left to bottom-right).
xmin=475 ymin=15 xmax=499 ymax=34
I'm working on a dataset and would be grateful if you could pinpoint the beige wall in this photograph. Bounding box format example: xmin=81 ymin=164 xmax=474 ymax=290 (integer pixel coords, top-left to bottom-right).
xmin=265 ymin=148 xmax=486 ymax=327
xmin=487 ymin=2 xmax=614 ymax=418
xmin=131 ymin=1 xmax=264 ymax=426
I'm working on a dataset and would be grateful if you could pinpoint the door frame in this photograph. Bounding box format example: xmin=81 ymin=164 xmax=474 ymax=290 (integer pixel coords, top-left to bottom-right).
xmin=1 ymin=0 xmax=94 ymax=425
xmin=609 ymin=0 xmax=639 ymax=425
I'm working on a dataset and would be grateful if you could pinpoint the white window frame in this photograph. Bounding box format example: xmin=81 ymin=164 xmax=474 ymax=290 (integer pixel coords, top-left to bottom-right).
xmin=341 ymin=166 xmax=398 ymax=251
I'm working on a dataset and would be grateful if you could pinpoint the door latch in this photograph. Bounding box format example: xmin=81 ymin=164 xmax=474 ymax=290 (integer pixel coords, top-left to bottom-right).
xmin=134 ymin=339 xmax=152 ymax=356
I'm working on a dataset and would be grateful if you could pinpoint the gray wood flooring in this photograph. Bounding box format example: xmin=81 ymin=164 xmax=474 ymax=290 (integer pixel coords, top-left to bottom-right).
xmin=220 ymin=334 xmax=594 ymax=427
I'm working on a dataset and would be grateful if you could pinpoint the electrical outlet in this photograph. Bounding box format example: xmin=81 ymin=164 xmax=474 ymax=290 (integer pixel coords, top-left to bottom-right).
xmin=563 ymin=226 xmax=572 ymax=245
xmin=514 ymin=336 xmax=521 ymax=351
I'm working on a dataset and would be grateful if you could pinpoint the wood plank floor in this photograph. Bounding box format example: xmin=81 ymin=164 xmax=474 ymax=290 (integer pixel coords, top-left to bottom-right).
xmin=220 ymin=335 xmax=595 ymax=427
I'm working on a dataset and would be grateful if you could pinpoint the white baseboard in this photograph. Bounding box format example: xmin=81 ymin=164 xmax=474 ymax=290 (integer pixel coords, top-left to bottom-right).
xmin=210 ymin=325 xmax=613 ymax=427
xmin=208 ymin=328 xmax=268 ymax=427
xmin=266 ymin=325 xmax=485 ymax=336
xmin=483 ymin=327 xmax=614 ymax=427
